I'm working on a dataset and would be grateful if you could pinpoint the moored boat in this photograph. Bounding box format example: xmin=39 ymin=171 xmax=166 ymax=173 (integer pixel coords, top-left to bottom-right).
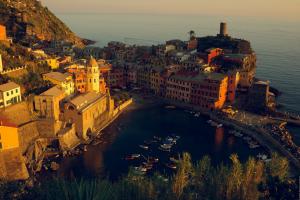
xmin=139 ymin=145 xmax=149 ymax=150
xmin=165 ymin=163 xmax=177 ymax=169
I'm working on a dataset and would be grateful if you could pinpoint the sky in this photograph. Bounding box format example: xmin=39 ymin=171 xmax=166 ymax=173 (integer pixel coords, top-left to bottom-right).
xmin=40 ymin=0 xmax=300 ymax=20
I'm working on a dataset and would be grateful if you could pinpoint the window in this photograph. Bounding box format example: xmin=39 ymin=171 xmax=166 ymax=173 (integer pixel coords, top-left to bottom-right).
xmin=6 ymin=92 xmax=9 ymax=96
xmin=0 ymin=142 xmax=2 ymax=149
xmin=11 ymin=91 xmax=13 ymax=95
xmin=16 ymin=89 xmax=18 ymax=93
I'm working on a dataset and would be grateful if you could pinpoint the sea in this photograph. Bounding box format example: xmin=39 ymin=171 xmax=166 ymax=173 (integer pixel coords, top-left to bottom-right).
xmin=55 ymin=14 xmax=300 ymax=178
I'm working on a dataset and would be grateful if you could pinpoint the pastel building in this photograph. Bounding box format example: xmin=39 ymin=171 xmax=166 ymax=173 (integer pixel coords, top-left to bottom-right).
xmin=43 ymin=58 xmax=59 ymax=70
xmin=0 ymin=82 xmax=22 ymax=108
xmin=63 ymin=92 xmax=113 ymax=140
xmin=166 ymin=71 xmax=228 ymax=110
xmin=222 ymin=54 xmax=256 ymax=91
xmin=0 ymin=24 xmax=7 ymax=41
xmin=0 ymin=117 xmax=19 ymax=151
xmin=43 ymin=72 xmax=75 ymax=96
xmin=199 ymin=48 xmax=223 ymax=64
xmin=34 ymin=86 xmax=66 ymax=120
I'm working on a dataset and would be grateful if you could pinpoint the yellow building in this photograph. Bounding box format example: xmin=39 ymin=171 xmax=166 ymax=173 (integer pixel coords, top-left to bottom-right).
xmin=63 ymin=92 xmax=112 ymax=140
xmin=43 ymin=72 xmax=75 ymax=96
xmin=44 ymin=58 xmax=59 ymax=69
xmin=0 ymin=82 xmax=22 ymax=108
xmin=0 ymin=117 xmax=19 ymax=151
xmin=34 ymin=86 xmax=66 ymax=120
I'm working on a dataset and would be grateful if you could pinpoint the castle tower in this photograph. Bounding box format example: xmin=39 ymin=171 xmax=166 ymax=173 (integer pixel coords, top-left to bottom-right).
xmin=86 ymin=56 xmax=100 ymax=93
xmin=219 ymin=22 xmax=228 ymax=37
xmin=0 ymin=54 xmax=3 ymax=73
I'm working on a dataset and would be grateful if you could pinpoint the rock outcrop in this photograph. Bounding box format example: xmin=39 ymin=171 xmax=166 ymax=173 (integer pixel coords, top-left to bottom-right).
xmin=0 ymin=0 xmax=85 ymax=46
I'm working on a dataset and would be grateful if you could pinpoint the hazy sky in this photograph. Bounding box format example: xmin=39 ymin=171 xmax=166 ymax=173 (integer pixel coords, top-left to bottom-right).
xmin=40 ymin=0 xmax=300 ymax=20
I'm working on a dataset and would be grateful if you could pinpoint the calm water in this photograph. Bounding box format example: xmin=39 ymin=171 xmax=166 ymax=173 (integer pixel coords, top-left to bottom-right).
xmin=59 ymin=105 xmax=264 ymax=179
xmin=56 ymin=14 xmax=300 ymax=177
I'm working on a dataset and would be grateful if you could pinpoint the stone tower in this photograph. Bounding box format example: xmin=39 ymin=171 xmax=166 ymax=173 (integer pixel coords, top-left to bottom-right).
xmin=86 ymin=56 xmax=100 ymax=93
xmin=0 ymin=54 xmax=3 ymax=73
xmin=219 ymin=22 xmax=228 ymax=37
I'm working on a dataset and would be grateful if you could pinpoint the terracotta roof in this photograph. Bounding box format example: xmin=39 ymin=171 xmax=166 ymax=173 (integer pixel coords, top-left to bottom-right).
xmin=43 ymin=72 xmax=70 ymax=82
xmin=0 ymin=82 xmax=20 ymax=92
xmin=0 ymin=116 xmax=17 ymax=128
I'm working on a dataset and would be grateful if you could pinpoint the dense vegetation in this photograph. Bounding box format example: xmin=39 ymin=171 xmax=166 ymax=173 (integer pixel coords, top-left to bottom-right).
xmin=197 ymin=36 xmax=253 ymax=54
xmin=0 ymin=153 xmax=297 ymax=200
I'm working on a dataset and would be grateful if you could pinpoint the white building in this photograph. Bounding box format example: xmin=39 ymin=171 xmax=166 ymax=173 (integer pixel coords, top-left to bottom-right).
xmin=0 ymin=82 xmax=22 ymax=108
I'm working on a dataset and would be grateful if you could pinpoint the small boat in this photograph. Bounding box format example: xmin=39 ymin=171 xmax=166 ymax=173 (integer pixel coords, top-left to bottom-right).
xmin=148 ymin=157 xmax=159 ymax=163
xmin=249 ymin=144 xmax=260 ymax=149
xmin=133 ymin=167 xmax=147 ymax=175
xmin=83 ymin=146 xmax=88 ymax=152
xmin=159 ymin=145 xmax=171 ymax=152
xmin=243 ymin=136 xmax=252 ymax=141
xmin=143 ymin=162 xmax=153 ymax=170
xmin=139 ymin=145 xmax=149 ymax=150
xmin=194 ymin=113 xmax=200 ymax=117
xmin=165 ymin=105 xmax=176 ymax=109
xmin=217 ymin=124 xmax=223 ymax=128
xmin=169 ymin=157 xmax=179 ymax=163
xmin=125 ymin=155 xmax=135 ymax=160
xmin=257 ymin=154 xmax=268 ymax=160
xmin=144 ymin=140 xmax=153 ymax=145
xmin=134 ymin=166 xmax=147 ymax=172
xmin=165 ymin=163 xmax=177 ymax=169
xmin=132 ymin=154 xmax=141 ymax=158
xmin=153 ymin=136 xmax=162 ymax=141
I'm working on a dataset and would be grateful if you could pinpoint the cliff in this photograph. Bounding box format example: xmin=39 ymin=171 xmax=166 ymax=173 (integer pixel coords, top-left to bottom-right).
xmin=0 ymin=0 xmax=85 ymax=46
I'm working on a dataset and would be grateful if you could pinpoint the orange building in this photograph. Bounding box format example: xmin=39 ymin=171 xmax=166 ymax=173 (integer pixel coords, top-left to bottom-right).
xmin=166 ymin=71 xmax=228 ymax=110
xmin=199 ymin=48 xmax=223 ymax=64
xmin=227 ymin=71 xmax=240 ymax=104
xmin=0 ymin=25 xmax=7 ymax=41
xmin=0 ymin=117 xmax=19 ymax=151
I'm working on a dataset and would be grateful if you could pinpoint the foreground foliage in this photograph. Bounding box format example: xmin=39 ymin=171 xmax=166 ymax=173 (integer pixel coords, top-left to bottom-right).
xmin=1 ymin=153 xmax=298 ymax=200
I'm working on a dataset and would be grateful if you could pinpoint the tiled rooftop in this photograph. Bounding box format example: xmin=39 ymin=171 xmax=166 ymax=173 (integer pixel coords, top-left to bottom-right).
xmin=0 ymin=82 xmax=20 ymax=92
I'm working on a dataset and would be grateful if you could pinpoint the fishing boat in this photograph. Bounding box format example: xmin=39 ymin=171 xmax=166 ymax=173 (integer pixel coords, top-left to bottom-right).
xmin=139 ymin=145 xmax=149 ymax=150
xmin=165 ymin=163 xmax=177 ymax=170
